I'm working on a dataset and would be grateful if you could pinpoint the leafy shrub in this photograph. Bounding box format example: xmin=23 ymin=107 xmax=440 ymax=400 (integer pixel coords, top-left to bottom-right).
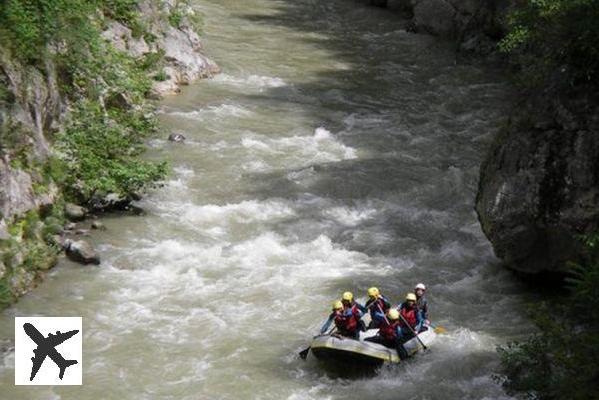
xmin=153 ymin=70 xmax=169 ymax=81
xmin=500 ymin=0 xmax=599 ymax=89
xmin=56 ymin=99 xmax=167 ymax=202
xmin=498 ymin=234 xmax=599 ymax=400
xmin=0 ymin=0 xmax=97 ymax=64
xmin=0 ymin=278 xmax=13 ymax=309
xmin=1 ymin=0 xmax=168 ymax=205
xmin=168 ymin=9 xmax=183 ymax=28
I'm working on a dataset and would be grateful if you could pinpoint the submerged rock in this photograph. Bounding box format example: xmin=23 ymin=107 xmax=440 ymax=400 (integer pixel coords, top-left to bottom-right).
xmin=65 ymin=203 xmax=86 ymax=221
xmin=91 ymin=220 xmax=104 ymax=230
xmin=476 ymin=96 xmax=599 ymax=274
xmin=88 ymin=192 xmax=130 ymax=212
xmin=168 ymin=133 xmax=186 ymax=142
xmin=65 ymin=239 xmax=101 ymax=265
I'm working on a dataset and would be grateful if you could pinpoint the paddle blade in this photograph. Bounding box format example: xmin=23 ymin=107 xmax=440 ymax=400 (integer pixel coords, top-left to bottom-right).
xmin=299 ymin=347 xmax=310 ymax=360
xmin=434 ymin=326 xmax=447 ymax=334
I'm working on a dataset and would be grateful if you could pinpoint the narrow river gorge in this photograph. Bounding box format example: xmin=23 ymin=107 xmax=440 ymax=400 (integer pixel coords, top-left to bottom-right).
xmin=1 ymin=1 xmax=534 ymax=399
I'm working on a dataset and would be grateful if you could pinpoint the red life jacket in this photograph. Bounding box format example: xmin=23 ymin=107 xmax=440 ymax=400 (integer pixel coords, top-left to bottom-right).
xmin=334 ymin=309 xmax=359 ymax=333
xmin=350 ymin=303 xmax=361 ymax=315
xmin=379 ymin=320 xmax=400 ymax=340
xmin=400 ymin=306 xmax=418 ymax=329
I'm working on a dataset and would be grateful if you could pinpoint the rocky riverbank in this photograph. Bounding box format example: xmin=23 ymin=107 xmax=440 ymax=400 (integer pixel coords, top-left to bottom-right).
xmin=476 ymin=93 xmax=599 ymax=275
xmin=368 ymin=0 xmax=599 ymax=277
xmin=0 ymin=0 xmax=217 ymax=309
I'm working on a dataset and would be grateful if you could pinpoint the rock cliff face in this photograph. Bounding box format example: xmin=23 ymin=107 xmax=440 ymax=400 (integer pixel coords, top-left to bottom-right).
xmin=0 ymin=0 xmax=217 ymax=307
xmin=395 ymin=0 xmax=518 ymax=52
xmin=374 ymin=0 xmax=599 ymax=275
xmin=102 ymin=0 xmax=219 ymax=97
xmin=476 ymin=95 xmax=599 ymax=274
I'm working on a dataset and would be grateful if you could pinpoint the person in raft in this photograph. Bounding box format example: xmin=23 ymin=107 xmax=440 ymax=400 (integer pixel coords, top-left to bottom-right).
xmin=364 ymin=287 xmax=391 ymax=329
xmin=320 ymin=300 xmax=363 ymax=339
xmin=364 ymin=308 xmax=409 ymax=360
xmin=414 ymin=283 xmax=429 ymax=323
xmin=397 ymin=293 xmax=425 ymax=337
xmin=341 ymin=291 xmax=367 ymax=332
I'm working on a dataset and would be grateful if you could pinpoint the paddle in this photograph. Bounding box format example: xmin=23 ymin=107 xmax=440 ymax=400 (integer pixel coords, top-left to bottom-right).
xmin=432 ymin=324 xmax=447 ymax=334
xmin=299 ymin=327 xmax=336 ymax=360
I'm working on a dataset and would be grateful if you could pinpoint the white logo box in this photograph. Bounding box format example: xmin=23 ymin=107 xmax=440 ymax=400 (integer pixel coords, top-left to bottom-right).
xmin=14 ymin=317 xmax=82 ymax=385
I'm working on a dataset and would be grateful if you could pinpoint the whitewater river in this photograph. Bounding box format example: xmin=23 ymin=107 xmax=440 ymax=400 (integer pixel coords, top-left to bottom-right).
xmin=1 ymin=0 xmax=534 ymax=399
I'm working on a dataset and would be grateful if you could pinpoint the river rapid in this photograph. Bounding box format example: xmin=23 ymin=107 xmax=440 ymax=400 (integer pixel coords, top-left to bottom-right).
xmin=1 ymin=1 xmax=533 ymax=399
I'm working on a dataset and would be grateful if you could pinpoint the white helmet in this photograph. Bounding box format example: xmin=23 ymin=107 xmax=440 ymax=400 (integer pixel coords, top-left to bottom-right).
xmin=415 ymin=283 xmax=426 ymax=291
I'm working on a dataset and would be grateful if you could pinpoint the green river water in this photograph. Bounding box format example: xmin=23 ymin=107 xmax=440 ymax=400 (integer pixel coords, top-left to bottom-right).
xmin=1 ymin=1 xmax=533 ymax=399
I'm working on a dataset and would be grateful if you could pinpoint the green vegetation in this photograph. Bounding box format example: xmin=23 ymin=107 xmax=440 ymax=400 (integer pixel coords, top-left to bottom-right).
xmin=498 ymin=235 xmax=599 ymax=400
xmin=0 ymin=0 xmax=186 ymax=308
xmin=0 ymin=0 xmax=168 ymax=204
xmin=499 ymin=0 xmax=599 ymax=90
xmin=167 ymin=0 xmax=204 ymax=33
xmin=0 ymin=207 xmax=63 ymax=310
xmin=0 ymin=278 xmax=12 ymax=309
xmin=57 ymin=100 xmax=167 ymax=202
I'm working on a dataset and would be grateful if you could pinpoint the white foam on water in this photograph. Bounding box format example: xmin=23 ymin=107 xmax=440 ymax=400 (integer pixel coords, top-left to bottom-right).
xmin=342 ymin=113 xmax=386 ymax=131
xmin=437 ymin=327 xmax=500 ymax=353
xmin=2 ymin=350 xmax=14 ymax=369
xmin=173 ymin=165 xmax=195 ymax=177
xmin=286 ymin=167 xmax=316 ymax=185
xmin=96 ymin=231 xmax=391 ymax=341
xmin=212 ymin=73 xmax=287 ymax=89
xmin=439 ymin=240 xmax=476 ymax=262
xmin=163 ymin=104 xmax=253 ymax=121
xmin=239 ymin=127 xmax=357 ymax=171
xmin=242 ymin=159 xmax=271 ymax=172
xmin=161 ymin=199 xmax=296 ymax=227
xmin=165 ymin=166 xmax=195 ymax=191
xmin=322 ymin=206 xmax=376 ymax=226
xmin=241 ymin=137 xmax=276 ymax=151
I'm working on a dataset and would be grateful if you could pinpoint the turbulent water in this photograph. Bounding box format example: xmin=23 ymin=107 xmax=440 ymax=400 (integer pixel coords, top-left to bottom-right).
xmin=0 ymin=1 xmax=534 ymax=399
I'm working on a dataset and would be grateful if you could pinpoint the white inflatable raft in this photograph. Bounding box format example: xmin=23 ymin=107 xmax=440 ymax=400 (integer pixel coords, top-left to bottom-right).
xmin=310 ymin=328 xmax=436 ymax=367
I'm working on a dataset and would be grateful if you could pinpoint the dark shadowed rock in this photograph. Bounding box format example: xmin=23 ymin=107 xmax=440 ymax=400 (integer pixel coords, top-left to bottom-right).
xmin=65 ymin=203 xmax=86 ymax=221
xmin=476 ymin=96 xmax=599 ymax=274
xmin=411 ymin=0 xmax=456 ymax=36
xmin=88 ymin=192 xmax=130 ymax=211
xmin=168 ymin=133 xmax=186 ymax=142
xmin=65 ymin=239 xmax=100 ymax=265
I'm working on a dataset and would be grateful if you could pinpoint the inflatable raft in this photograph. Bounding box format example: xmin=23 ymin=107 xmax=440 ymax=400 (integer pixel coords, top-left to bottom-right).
xmin=310 ymin=328 xmax=436 ymax=367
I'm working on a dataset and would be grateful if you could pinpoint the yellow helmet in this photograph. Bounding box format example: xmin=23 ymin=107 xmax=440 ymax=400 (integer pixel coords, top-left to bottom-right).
xmin=332 ymin=300 xmax=343 ymax=310
xmin=342 ymin=291 xmax=353 ymax=302
xmin=406 ymin=293 xmax=417 ymax=302
xmin=367 ymin=287 xmax=379 ymax=298
xmin=387 ymin=309 xmax=400 ymax=320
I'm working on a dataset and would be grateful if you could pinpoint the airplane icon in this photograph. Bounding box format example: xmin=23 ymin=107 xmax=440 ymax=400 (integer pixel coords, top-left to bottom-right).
xmin=23 ymin=322 xmax=79 ymax=381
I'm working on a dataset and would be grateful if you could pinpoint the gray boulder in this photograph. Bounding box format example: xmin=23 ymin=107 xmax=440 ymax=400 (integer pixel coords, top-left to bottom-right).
xmin=0 ymin=219 xmax=9 ymax=241
xmin=65 ymin=202 xmax=86 ymax=221
xmin=65 ymin=239 xmax=101 ymax=265
xmin=168 ymin=133 xmax=186 ymax=142
xmin=476 ymin=97 xmax=599 ymax=274
xmin=91 ymin=220 xmax=104 ymax=230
